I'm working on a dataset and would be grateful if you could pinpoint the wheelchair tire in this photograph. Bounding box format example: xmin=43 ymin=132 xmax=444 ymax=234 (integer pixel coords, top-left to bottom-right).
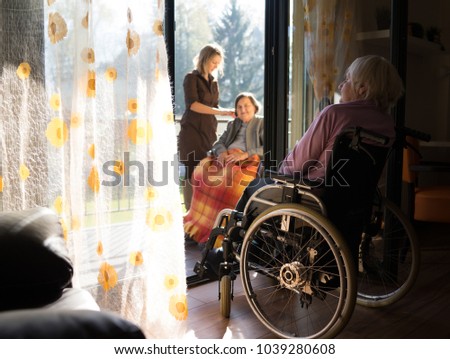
xmin=220 ymin=275 xmax=232 ymax=318
xmin=239 ymin=203 xmax=357 ymax=339
xmin=357 ymin=197 xmax=420 ymax=307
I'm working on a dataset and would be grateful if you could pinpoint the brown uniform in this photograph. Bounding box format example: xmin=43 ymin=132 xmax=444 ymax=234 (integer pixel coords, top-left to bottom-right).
xmin=177 ymin=70 xmax=219 ymax=180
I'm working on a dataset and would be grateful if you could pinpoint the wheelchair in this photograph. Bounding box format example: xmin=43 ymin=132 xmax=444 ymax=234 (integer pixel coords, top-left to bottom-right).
xmin=194 ymin=127 xmax=420 ymax=339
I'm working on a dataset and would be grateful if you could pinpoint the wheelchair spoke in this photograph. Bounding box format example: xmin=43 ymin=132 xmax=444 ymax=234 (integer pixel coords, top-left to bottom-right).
xmin=240 ymin=204 xmax=356 ymax=339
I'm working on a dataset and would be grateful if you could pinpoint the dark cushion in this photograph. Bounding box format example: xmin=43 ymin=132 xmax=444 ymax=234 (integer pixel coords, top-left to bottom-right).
xmin=0 ymin=207 xmax=73 ymax=311
xmin=0 ymin=309 xmax=146 ymax=339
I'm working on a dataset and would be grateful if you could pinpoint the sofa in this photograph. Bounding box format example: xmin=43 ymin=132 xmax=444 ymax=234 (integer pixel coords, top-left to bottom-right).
xmin=0 ymin=207 xmax=145 ymax=339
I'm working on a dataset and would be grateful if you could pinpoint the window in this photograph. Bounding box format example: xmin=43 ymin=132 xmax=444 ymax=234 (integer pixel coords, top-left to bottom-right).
xmin=173 ymin=0 xmax=265 ymax=133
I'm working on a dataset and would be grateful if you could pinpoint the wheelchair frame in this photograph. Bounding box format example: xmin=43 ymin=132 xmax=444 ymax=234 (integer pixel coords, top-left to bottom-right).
xmin=193 ymin=127 xmax=421 ymax=338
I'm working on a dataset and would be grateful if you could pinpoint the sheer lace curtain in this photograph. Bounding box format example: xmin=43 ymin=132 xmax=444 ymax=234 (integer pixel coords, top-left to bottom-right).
xmin=303 ymin=0 xmax=357 ymax=111
xmin=0 ymin=0 xmax=186 ymax=338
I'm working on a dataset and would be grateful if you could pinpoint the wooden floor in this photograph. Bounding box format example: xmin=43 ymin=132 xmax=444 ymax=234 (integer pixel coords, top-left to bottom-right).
xmin=184 ymin=221 xmax=450 ymax=339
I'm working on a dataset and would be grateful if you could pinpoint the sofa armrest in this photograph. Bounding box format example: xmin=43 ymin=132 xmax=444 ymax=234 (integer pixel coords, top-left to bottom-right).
xmin=0 ymin=207 xmax=73 ymax=310
xmin=0 ymin=309 xmax=146 ymax=339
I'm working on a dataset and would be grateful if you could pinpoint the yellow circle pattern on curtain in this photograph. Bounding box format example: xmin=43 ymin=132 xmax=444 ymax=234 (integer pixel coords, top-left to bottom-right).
xmin=303 ymin=0 xmax=357 ymax=105
xmin=47 ymin=0 xmax=187 ymax=337
xmin=2 ymin=0 xmax=187 ymax=339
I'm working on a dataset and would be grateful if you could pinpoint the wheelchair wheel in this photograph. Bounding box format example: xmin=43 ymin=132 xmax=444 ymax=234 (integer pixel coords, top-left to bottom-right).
xmin=357 ymin=196 xmax=420 ymax=307
xmin=220 ymin=275 xmax=232 ymax=318
xmin=239 ymin=203 xmax=357 ymax=339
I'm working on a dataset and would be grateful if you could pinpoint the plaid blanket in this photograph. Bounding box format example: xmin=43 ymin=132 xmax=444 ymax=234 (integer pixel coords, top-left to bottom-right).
xmin=183 ymin=149 xmax=260 ymax=245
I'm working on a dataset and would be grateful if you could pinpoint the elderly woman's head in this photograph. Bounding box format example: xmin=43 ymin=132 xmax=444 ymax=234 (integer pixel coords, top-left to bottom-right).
xmin=234 ymin=92 xmax=261 ymax=122
xmin=339 ymin=55 xmax=404 ymax=112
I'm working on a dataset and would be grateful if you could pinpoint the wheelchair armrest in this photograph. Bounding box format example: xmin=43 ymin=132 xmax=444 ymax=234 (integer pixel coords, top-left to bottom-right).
xmin=264 ymin=170 xmax=296 ymax=184
xmin=264 ymin=170 xmax=322 ymax=189
xmin=410 ymin=161 xmax=450 ymax=172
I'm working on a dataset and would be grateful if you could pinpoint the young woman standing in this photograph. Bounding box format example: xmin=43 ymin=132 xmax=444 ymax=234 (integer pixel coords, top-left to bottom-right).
xmin=178 ymin=44 xmax=234 ymax=211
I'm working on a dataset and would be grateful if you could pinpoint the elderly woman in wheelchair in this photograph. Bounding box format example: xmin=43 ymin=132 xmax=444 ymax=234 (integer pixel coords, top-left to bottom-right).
xmin=194 ymin=55 xmax=420 ymax=339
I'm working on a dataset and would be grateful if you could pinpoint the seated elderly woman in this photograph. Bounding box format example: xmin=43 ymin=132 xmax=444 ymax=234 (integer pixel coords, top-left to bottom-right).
xmin=184 ymin=92 xmax=263 ymax=245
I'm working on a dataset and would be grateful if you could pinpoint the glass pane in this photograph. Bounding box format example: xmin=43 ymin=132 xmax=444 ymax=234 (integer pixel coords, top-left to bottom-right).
xmin=175 ymin=0 xmax=265 ymax=279
xmin=288 ymin=0 xmax=385 ymax=151
xmin=288 ymin=0 xmax=316 ymax=150
xmin=174 ymin=0 xmax=265 ymax=134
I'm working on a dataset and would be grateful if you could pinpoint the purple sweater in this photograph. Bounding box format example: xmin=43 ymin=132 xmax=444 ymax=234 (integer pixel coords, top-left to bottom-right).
xmin=279 ymin=100 xmax=396 ymax=180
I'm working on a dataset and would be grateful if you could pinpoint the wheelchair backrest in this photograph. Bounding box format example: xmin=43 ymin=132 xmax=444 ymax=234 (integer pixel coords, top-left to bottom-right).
xmin=322 ymin=127 xmax=390 ymax=226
